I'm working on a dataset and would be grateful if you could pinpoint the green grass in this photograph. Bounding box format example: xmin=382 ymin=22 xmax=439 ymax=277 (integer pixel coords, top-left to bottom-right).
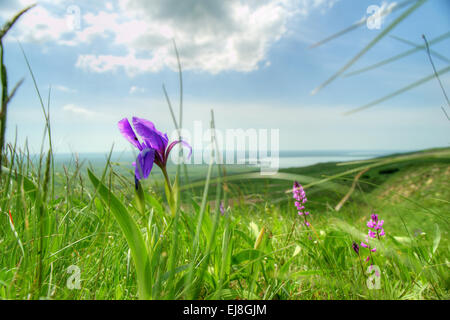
xmin=1 ymin=146 xmax=448 ymax=300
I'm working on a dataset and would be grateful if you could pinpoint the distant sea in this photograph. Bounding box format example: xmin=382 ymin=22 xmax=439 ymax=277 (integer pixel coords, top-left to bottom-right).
xmin=272 ymin=150 xmax=403 ymax=168
xmin=51 ymin=149 xmax=409 ymax=169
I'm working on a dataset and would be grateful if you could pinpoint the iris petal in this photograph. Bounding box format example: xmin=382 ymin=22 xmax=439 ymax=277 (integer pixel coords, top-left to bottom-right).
xmin=118 ymin=118 xmax=142 ymax=150
xmin=132 ymin=117 xmax=168 ymax=157
xmin=166 ymin=140 xmax=193 ymax=160
xmin=134 ymin=148 xmax=155 ymax=180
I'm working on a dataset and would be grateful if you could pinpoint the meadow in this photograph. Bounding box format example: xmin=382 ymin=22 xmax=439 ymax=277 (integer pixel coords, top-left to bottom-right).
xmin=1 ymin=4 xmax=449 ymax=301
xmin=1 ymin=141 xmax=449 ymax=299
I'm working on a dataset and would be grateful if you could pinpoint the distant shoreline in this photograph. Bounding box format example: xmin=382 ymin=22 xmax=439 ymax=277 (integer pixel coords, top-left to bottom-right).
xmin=21 ymin=148 xmax=449 ymax=172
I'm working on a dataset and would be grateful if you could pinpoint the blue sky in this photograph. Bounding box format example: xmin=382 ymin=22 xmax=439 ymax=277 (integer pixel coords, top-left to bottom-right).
xmin=1 ymin=0 xmax=449 ymax=154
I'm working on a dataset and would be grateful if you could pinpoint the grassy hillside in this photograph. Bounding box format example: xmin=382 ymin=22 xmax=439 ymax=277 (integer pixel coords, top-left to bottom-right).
xmin=1 ymin=147 xmax=448 ymax=300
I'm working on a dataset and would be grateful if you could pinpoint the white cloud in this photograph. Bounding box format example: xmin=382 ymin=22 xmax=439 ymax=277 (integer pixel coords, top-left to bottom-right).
xmin=53 ymin=85 xmax=77 ymax=93
xmin=105 ymin=2 xmax=114 ymax=11
xmin=129 ymin=86 xmax=146 ymax=94
xmin=63 ymin=104 xmax=98 ymax=118
xmin=296 ymin=0 xmax=339 ymax=15
xmin=75 ymin=0 xmax=299 ymax=75
xmin=76 ymin=49 xmax=163 ymax=75
xmin=2 ymin=5 xmax=70 ymax=44
xmin=3 ymin=0 xmax=338 ymax=75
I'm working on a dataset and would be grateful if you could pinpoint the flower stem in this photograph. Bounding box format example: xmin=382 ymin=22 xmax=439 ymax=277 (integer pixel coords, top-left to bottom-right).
xmin=161 ymin=166 xmax=172 ymax=194
xmin=285 ymin=220 xmax=296 ymax=246
xmin=358 ymin=255 xmax=365 ymax=274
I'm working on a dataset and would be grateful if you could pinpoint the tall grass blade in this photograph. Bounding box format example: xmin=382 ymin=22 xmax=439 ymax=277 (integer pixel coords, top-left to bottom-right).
xmin=432 ymin=224 xmax=441 ymax=257
xmin=390 ymin=34 xmax=450 ymax=63
xmin=0 ymin=4 xmax=35 ymax=40
xmin=8 ymin=210 xmax=25 ymax=257
xmin=284 ymin=149 xmax=450 ymax=194
xmin=186 ymin=112 xmax=216 ymax=299
xmin=192 ymin=109 xmax=223 ymax=299
xmin=309 ymin=0 xmax=418 ymax=48
xmin=183 ymin=171 xmax=346 ymax=195
xmin=422 ymin=34 xmax=450 ymax=110
xmin=344 ymin=65 xmax=450 ymax=115
xmin=36 ymin=150 xmax=51 ymax=297
xmin=311 ymin=0 xmax=428 ymax=95
xmin=344 ymin=31 xmax=450 ymax=77
xmin=87 ymin=169 xmax=152 ymax=299
xmin=1 ymin=166 xmax=38 ymax=202
xmin=162 ymin=40 xmax=191 ymax=192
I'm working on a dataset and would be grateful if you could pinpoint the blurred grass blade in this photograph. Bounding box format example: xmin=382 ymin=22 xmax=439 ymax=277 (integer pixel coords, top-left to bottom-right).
xmin=134 ymin=179 xmax=146 ymax=217
xmin=285 ymin=148 xmax=450 ymax=194
xmin=8 ymin=211 xmax=25 ymax=257
xmin=310 ymin=0 xmax=417 ymax=48
xmin=310 ymin=17 xmax=367 ymax=49
xmin=183 ymin=171 xmax=346 ymax=195
xmin=334 ymin=168 xmax=368 ymax=211
xmin=422 ymin=34 xmax=450 ymax=109
xmin=432 ymin=224 xmax=441 ymax=257
xmin=344 ymin=31 xmax=450 ymax=77
xmin=1 ymin=165 xmax=37 ymax=202
xmin=87 ymin=169 xmax=151 ymax=299
xmin=390 ymin=34 xmax=450 ymax=63
xmin=186 ymin=112 xmax=217 ymax=299
xmin=192 ymin=109 xmax=224 ymax=299
xmin=173 ymin=39 xmax=183 ymax=129
xmin=18 ymin=41 xmax=56 ymax=203
xmin=311 ymin=0 xmax=428 ymax=95
xmin=441 ymin=106 xmax=450 ymax=121
xmin=162 ymin=40 xmax=191 ymax=193
xmin=344 ymin=65 xmax=450 ymax=115
xmin=5 ymin=78 xmax=24 ymax=106
xmin=254 ymin=227 xmax=265 ymax=250
xmin=0 ymin=4 xmax=35 ymax=40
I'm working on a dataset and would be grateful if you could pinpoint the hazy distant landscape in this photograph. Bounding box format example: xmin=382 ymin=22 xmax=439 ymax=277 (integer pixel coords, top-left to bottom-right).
xmin=51 ymin=149 xmax=406 ymax=174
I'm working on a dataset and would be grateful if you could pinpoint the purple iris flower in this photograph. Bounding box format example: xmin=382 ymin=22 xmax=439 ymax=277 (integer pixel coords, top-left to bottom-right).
xmin=118 ymin=117 xmax=192 ymax=185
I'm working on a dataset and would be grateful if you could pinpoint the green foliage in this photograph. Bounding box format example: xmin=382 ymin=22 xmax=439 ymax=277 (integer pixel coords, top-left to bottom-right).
xmin=0 ymin=147 xmax=449 ymax=299
xmin=87 ymin=169 xmax=152 ymax=299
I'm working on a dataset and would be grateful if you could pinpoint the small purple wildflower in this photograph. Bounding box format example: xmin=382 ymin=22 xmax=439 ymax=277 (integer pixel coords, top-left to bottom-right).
xmin=361 ymin=212 xmax=385 ymax=262
xmin=219 ymin=201 xmax=225 ymax=215
xmin=293 ymin=181 xmax=311 ymax=228
xmin=352 ymin=241 xmax=360 ymax=255
xmin=352 ymin=241 xmax=366 ymax=274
